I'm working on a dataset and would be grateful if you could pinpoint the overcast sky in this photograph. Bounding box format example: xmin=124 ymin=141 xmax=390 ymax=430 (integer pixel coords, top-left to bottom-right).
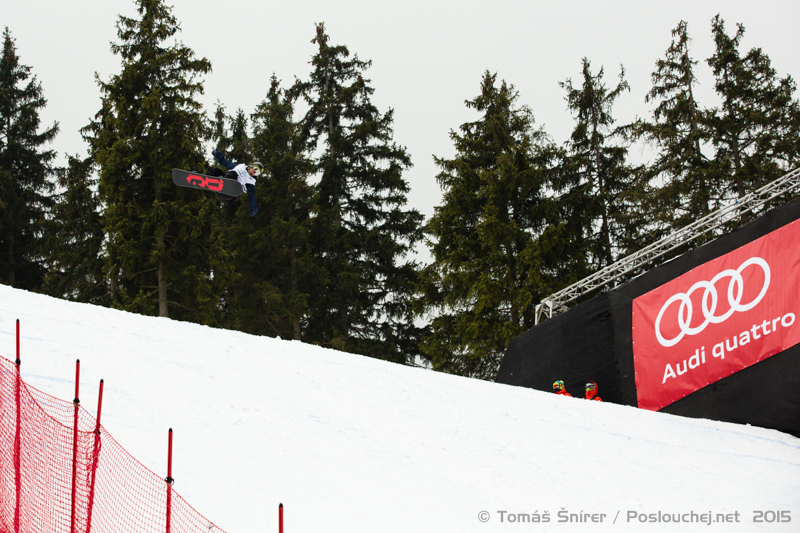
xmin=6 ymin=0 xmax=800 ymax=239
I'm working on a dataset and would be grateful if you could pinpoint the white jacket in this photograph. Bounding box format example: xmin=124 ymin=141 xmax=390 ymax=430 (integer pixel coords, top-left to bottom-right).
xmin=231 ymin=163 xmax=256 ymax=191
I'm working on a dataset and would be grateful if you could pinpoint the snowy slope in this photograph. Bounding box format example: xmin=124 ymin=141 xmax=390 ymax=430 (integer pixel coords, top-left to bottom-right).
xmin=0 ymin=284 xmax=798 ymax=532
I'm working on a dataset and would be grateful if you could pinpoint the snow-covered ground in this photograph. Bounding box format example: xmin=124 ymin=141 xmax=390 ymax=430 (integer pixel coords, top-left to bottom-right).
xmin=0 ymin=284 xmax=798 ymax=532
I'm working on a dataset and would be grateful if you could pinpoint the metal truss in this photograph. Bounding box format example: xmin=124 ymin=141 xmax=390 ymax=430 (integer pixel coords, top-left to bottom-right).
xmin=534 ymin=167 xmax=800 ymax=325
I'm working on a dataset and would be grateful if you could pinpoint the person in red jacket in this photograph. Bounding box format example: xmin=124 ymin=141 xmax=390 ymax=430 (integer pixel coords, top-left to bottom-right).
xmin=553 ymin=380 xmax=572 ymax=397
xmin=585 ymin=380 xmax=602 ymax=401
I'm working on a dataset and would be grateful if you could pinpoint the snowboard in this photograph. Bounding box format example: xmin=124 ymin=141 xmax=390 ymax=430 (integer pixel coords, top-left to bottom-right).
xmin=172 ymin=168 xmax=244 ymax=199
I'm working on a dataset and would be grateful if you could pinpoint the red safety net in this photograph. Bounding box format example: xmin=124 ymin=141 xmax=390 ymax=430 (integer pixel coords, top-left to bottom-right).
xmin=0 ymin=356 xmax=227 ymax=533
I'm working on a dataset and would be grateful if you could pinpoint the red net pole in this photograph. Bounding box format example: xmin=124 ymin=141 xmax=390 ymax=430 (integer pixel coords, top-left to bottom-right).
xmin=279 ymin=503 xmax=284 ymax=533
xmin=70 ymin=359 xmax=80 ymax=533
xmin=14 ymin=320 xmax=21 ymax=533
xmin=86 ymin=379 xmax=104 ymax=533
xmin=166 ymin=428 xmax=174 ymax=533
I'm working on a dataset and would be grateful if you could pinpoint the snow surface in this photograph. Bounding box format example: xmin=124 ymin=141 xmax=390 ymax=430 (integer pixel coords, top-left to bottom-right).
xmin=0 ymin=284 xmax=798 ymax=532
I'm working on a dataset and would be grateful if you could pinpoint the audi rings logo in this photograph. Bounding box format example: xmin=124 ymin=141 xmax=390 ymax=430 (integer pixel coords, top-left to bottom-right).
xmin=654 ymin=257 xmax=771 ymax=347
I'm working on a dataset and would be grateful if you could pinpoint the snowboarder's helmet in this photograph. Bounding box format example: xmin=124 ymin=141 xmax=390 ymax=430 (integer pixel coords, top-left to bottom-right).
xmin=553 ymin=380 xmax=565 ymax=391
xmin=249 ymin=162 xmax=264 ymax=177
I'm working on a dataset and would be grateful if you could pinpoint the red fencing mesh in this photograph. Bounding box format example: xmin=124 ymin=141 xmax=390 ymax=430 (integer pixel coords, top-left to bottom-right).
xmin=0 ymin=356 xmax=227 ymax=533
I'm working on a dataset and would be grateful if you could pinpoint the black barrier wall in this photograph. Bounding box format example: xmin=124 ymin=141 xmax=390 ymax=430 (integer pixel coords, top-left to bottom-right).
xmin=496 ymin=196 xmax=800 ymax=437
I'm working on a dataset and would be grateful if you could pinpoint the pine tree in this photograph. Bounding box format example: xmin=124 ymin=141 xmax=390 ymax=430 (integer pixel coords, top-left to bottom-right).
xmin=706 ymin=15 xmax=800 ymax=210
xmin=210 ymin=104 xmax=251 ymax=163
xmin=0 ymin=27 xmax=58 ymax=290
xmin=41 ymin=155 xmax=107 ymax=303
xmin=221 ymin=75 xmax=318 ymax=340
xmin=638 ymin=21 xmax=720 ymax=237
xmin=557 ymin=59 xmax=641 ymax=271
xmin=84 ymin=0 xmax=234 ymax=322
xmin=211 ymin=101 xmax=231 ymax=155
xmin=420 ymin=72 xmax=559 ymax=379
xmin=229 ymin=108 xmax=252 ymax=163
xmin=208 ymin=103 xmax=250 ymax=227
xmin=292 ymin=23 xmax=424 ymax=362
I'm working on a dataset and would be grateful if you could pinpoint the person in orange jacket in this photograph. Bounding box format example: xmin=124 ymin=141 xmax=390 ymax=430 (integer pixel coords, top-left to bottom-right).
xmin=553 ymin=380 xmax=572 ymax=397
xmin=585 ymin=380 xmax=602 ymax=401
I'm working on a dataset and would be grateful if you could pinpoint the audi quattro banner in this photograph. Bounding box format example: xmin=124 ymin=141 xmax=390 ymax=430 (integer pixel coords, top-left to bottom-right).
xmin=631 ymin=219 xmax=800 ymax=411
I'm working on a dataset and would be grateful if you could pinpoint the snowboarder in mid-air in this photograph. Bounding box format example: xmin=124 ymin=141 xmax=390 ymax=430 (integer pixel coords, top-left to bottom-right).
xmin=208 ymin=148 xmax=263 ymax=216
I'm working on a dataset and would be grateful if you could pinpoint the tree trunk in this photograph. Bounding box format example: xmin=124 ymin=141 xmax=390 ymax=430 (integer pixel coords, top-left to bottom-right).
xmin=157 ymin=233 xmax=168 ymax=317
xmin=155 ymin=173 xmax=169 ymax=317
xmin=592 ymin=117 xmax=614 ymax=267
xmin=7 ymin=236 xmax=15 ymax=286
xmin=290 ymin=247 xmax=301 ymax=340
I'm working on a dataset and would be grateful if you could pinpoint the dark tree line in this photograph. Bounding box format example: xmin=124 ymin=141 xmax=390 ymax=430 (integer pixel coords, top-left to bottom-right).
xmin=1 ymin=3 xmax=799 ymax=378
xmin=0 ymin=27 xmax=58 ymax=290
